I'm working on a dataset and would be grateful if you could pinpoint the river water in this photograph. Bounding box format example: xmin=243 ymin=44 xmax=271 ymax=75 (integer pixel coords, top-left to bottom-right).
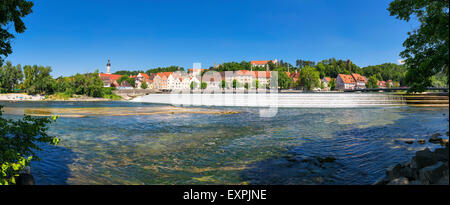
xmin=0 ymin=99 xmax=448 ymax=185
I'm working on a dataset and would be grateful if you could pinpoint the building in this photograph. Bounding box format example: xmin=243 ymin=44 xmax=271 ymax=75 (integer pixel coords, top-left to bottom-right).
xmin=99 ymin=73 xmax=122 ymax=88
xmin=351 ymin=73 xmax=367 ymax=89
xmin=251 ymin=59 xmax=278 ymax=71
xmin=336 ymin=74 xmax=356 ymax=90
xmin=321 ymin=77 xmax=332 ymax=90
xmin=377 ymin=80 xmax=387 ymax=88
xmin=336 ymin=73 xmax=367 ymax=91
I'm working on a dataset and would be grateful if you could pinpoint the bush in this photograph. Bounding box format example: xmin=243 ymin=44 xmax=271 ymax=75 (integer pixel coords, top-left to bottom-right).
xmin=0 ymin=106 xmax=60 ymax=185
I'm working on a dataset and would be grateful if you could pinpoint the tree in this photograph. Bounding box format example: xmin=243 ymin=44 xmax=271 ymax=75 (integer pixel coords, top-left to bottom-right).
xmin=201 ymin=82 xmax=207 ymax=90
xmin=23 ymin=65 xmax=53 ymax=95
xmin=0 ymin=61 xmax=23 ymax=92
xmin=367 ymin=75 xmax=379 ymax=88
xmin=232 ymin=79 xmax=238 ymax=89
xmin=1 ymin=106 xmax=60 ymax=185
xmin=190 ymin=81 xmax=198 ymax=90
xmin=253 ymin=80 xmax=260 ymax=89
xmin=244 ymin=82 xmax=249 ymax=90
xmin=388 ymin=0 xmax=449 ymax=92
xmin=141 ymin=81 xmax=148 ymax=89
xmin=298 ymin=66 xmax=320 ymax=91
xmin=277 ymin=70 xmax=293 ymax=89
xmin=329 ymin=79 xmax=336 ymax=90
xmin=0 ymin=0 xmax=34 ymax=66
xmin=221 ymin=80 xmax=226 ymax=89
xmin=117 ymin=75 xmax=135 ymax=88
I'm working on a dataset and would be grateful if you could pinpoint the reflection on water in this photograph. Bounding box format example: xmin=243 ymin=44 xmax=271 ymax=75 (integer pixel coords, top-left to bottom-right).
xmin=1 ymin=101 xmax=448 ymax=185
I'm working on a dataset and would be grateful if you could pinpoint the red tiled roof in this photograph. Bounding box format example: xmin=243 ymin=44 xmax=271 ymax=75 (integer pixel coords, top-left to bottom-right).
xmin=99 ymin=73 xmax=122 ymax=82
xmin=157 ymin=72 xmax=173 ymax=78
xmin=339 ymin=74 xmax=356 ymax=84
xmin=251 ymin=60 xmax=271 ymax=65
xmin=139 ymin=73 xmax=150 ymax=79
xmin=351 ymin=73 xmax=367 ymax=83
xmin=323 ymin=77 xmax=332 ymax=82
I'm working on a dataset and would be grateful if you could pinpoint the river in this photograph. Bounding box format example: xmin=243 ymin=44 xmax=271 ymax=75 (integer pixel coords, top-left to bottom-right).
xmin=0 ymin=99 xmax=448 ymax=185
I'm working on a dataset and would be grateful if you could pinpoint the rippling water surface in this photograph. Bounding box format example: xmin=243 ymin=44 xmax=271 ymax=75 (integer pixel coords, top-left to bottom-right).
xmin=1 ymin=101 xmax=448 ymax=185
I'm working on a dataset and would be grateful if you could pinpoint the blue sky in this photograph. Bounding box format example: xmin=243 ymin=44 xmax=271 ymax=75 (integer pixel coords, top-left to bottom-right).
xmin=6 ymin=0 xmax=418 ymax=77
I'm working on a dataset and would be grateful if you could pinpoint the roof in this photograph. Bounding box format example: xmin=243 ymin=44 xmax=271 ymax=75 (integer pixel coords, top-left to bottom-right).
xmin=99 ymin=73 xmax=122 ymax=82
xmin=139 ymin=73 xmax=150 ymax=79
xmin=323 ymin=77 xmax=332 ymax=82
xmin=235 ymin=70 xmax=256 ymax=76
xmin=338 ymin=74 xmax=356 ymax=84
xmin=351 ymin=73 xmax=367 ymax=83
xmin=157 ymin=72 xmax=173 ymax=79
xmin=251 ymin=60 xmax=272 ymax=65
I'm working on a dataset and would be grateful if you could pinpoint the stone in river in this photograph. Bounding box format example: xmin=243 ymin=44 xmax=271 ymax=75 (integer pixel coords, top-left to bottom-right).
xmin=411 ymin=148 xmax=437 ymax=170
xmin=433 ymin=147 xmax=449 ymax=162
xmin=386 ymin=162 xmax=413 ymax=180
xmin=432 ymin=133 xmax=442 ymax=137
xmin=429 ymin=136 xmax=443 ymax=144
xmin=418 ymin=161 xmax=448 ymax=185
xmin=417 ymin=139 xmax=426 ymax=144
xmin=387 ymin=177 xmax=409 ymax=185
xmin=405 ymin=140 xmax=414 ymax=144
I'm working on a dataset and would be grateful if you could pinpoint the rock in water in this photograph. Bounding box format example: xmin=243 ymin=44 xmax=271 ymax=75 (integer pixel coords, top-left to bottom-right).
xmin=15 ymin=173 xmax=35 ymax=185
xmin=417 ymin=139 xmax=426 ymax=144
xmin=387 ymin=177 xmax=409 ymax=185
xmin=433 ymin=147 xmax=449 ymax=162
xmin=418 ymin=162 xmax=448 ymax=185
xmin=411 ymin=148 xmax=437 ymax=170
xmin=386 ymin=162 xmax=413 ymax=180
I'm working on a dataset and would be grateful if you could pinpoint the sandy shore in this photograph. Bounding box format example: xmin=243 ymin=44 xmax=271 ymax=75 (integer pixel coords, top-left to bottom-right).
xmin=0 ymin=93 xmax=115 ymax=102
xmin=0 ymin=93 xmax=45 ymax=101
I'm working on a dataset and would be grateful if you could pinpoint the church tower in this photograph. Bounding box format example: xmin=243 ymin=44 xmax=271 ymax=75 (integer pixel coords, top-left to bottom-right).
xmin=106 ymin=59 xmax=111 ymax=74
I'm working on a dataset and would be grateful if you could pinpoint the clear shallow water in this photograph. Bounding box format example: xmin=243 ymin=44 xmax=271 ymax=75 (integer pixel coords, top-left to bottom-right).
xmin=1 ymin=101 xmax=448 ymax=185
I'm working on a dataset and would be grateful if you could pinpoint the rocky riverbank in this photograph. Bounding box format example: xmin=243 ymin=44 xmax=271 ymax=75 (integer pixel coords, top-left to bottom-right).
xmin=374 ymin=139 xmax=449 ymax=185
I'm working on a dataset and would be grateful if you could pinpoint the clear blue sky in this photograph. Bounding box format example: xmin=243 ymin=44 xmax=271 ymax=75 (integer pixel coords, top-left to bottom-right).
xmin=6 ymin=0 xmax=418 ymax=77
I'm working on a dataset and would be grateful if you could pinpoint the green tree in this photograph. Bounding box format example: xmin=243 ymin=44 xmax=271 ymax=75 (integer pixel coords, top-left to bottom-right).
xmin=367 ymin=75 xmax=379 ymax=88
xmin=277 ymin=70 xmax=293 ymax=89
xmin=0 ymin=0 xmax=34 ymax=66
xmin=298 ymin=66 xmax=320 ymax=91
xmin=329 ymin=79 xmax=336 ymax=90
xmin=1 ymin=106 xmax=60 ymax=185
xmin=388 ymin=0 xmax=449 ymax=92
xmin=23 ymin=65 xmax=53 ymax=95
xmin=141 ymin=81 xmax=148 ymax=89
xmin=117 ymin=75 xmax=135 ymax=88
xmin=232 ymin=79 xmax=239 ymax=89
xmin=221 ymin=80 xmax=226 ymax=89
xmin=190 ymin=81 xmax=198 ymax=90
xmin=0 ymin=62 xmax=23 ymax=93
xmin=201 ymin=82 xmax=207 ymax=90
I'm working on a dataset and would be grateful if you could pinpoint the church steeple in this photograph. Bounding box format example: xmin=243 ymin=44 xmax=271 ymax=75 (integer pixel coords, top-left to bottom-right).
xmin=106 ymin=59 xmax=111 ymax=74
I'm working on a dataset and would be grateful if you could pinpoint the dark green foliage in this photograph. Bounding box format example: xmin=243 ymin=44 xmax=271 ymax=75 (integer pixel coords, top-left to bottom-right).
xmin=145 ymin=66 xmax=183 ymax=75
xmin=367 ymin=75 xmax=379 ymax=88
xmin=388 ymin=0 xmax=449 ymax=92
xmin=0 ymin=0 xmax=34 ymax=66
xmin=113 ymin=70 xmax=144 ymax=76
xmin=0 ymin=61 xmax=23 ymax=93
xmin=298 ymin=66 xmax=320 ymax=91
xmin=0 ymin=106 xmax=59 ymax=185
xmin=23 ymin=65 xmax=53 ymax=95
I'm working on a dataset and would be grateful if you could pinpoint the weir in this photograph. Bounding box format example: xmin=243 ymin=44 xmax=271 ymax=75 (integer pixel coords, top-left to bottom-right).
xmin=131 ymin=93 xmax=407 ymax=108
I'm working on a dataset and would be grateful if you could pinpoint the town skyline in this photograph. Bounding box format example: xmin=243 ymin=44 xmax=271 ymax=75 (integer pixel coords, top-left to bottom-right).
xmin=5 ymin=0 xmax=416 ymax=77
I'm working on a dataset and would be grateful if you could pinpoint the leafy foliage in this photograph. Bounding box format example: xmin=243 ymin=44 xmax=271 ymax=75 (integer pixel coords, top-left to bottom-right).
xmin=367 ymin=75 xmax=379 ymax=88
xmin=0 ymin=106 xmax=59 ymax=185
xmin=0 ymin=61 xmax=23 ymax=93
xmin=298 ymin=66 xmax=320 ymax=91
xmin=0 ymin=0 xmax=34 ymax=66
xmin=388 ymin=0 xmax=449 ymax=92
xmin=23 ymin=65 xmax=53 ymax=95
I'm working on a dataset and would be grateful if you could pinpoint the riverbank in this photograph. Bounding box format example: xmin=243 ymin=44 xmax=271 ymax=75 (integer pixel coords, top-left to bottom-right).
xmin=0 ymin=93 xmax=121 ymax=102
xmin=375 ymin=132 xmax=449 ymax=185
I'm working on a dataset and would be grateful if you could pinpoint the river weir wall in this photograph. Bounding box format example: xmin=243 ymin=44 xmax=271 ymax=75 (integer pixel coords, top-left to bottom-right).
xmin=131 ymin=93 xmax=409 ymax=108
